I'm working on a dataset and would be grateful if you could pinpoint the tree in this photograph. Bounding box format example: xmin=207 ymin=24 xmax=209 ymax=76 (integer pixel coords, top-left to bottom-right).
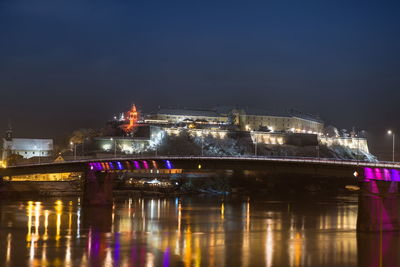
xmin=69 ymin=128 xmax=99 ymax=144
xmin=6 ymin=153 xmax=24 ymax=166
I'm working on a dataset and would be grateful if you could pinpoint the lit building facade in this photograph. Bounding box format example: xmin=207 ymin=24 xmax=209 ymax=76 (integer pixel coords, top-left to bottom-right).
xmin=93 ymin=125 xmax=165 ymax=155
xmin=147 ymin=107 xmax=323 ymax=134
xmin=319 ymin=136 xmax=369 ymax=153
xmin=147 ymin=108 xmax=229 ymax=125
xmin=236 ymin=109 xmax=324 ymax=134
xmin=1 ymin=138 xmax=53 ymax=160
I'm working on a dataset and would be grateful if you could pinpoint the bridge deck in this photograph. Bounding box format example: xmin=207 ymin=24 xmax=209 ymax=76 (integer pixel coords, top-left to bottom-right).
xmin=3 ymin=156 xmax=400 ymax=169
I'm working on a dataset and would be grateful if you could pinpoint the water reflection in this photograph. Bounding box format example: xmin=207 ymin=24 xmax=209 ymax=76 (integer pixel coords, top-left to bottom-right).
xmin=1 ymin=195 xmax=400 ymax=266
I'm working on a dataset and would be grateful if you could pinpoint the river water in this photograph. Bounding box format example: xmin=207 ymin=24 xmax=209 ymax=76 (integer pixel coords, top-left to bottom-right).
xmin=0 ymin=194 xmax=398 ymax=267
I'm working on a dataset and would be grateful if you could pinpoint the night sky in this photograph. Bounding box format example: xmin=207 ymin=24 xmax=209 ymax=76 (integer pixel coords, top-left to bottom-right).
xmin=1 ymin=0 xmax=399 ymax=159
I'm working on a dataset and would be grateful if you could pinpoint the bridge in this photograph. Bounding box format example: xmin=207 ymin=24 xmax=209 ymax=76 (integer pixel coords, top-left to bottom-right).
xmin=1 ymin=155 xmax=400 ymax=232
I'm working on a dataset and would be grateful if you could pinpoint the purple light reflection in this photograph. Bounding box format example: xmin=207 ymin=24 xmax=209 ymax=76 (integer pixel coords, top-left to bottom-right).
xmin=391 ymin=169 xmax=400 ymax=181
xmin=383 ymin=169 xmax=391 ymax=181
xmin=364 ymin=167 xmax=400 ymax=182
xmin=364 ymin=167 xmax=374 ymax=180
xmin=374 ymin=168 xmax=383 ymax=180
xmin=133 ymin=161 xmax=140 ymax=169
xmin=142 ymin=160 xmax=149 ymax=169
xmin=163 ymin=248 xmax=170 ymax=267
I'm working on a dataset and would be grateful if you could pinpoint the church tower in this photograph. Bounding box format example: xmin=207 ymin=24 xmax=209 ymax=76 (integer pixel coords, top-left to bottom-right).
xmin=5 ymin=120 xmax=13 ymax=141
xmin=2 ymin=121 xmax=13 ymax=161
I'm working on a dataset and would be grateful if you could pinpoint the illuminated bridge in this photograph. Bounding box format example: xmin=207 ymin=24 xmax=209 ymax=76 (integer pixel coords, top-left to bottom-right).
xmin=1 ymin=156 xmax=400 ymax=232
xmin=1 ymin=156 xmax=400 ymax=182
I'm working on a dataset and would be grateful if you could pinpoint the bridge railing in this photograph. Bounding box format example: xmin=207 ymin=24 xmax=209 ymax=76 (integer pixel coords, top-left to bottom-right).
xmin=4 ymin=154 xmax=400 ymax=169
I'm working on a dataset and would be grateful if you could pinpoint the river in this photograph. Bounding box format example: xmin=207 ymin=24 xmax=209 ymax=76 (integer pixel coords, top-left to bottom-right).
xmin=0 ymin=194 xmax=398 ymax=266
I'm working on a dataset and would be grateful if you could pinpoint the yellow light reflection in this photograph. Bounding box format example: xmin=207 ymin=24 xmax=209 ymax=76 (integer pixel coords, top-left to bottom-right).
xmin=209 ymin=229 xmax=215 ymax=267
xmin=55 ymin=200 xmax=63 ymax=243
xmin=194 ymin=235 xmax=201 ymax=267
xmin=146 ymin=252 xmax=155 ymax=267
xmin=242 ymin=200 xmax=250 ymax=267
xmin=68 ymin=203 xmax=73 ymax=236
xmin=43 ymin=210 xmax=49 ymax=241
xmin=34 ymin=202 xmax=41 ymax=240
xmin=42 ymin=243 xmax=47 ymax=263
xmin=26 ymin=201 xmax=34 ymax=242
xmin=246 ymin=201 xmax=250 ymax=232
xmin=29 ymin=239 xmax=35 ymax=261
xmin=289 ymin=232 xmax=303 ymax=267
xmin=178 ymin=201 xmax=182 ymax=233
xmin=265 ymin=222 xmax=273 ymax=267
xmin=6 ymin=233 xmax=11 ymax=265
xmin=183 ymin=227 xmax=192 ymax=267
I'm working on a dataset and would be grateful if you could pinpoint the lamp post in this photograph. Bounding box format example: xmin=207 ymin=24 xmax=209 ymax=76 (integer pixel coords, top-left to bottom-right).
xmin=254 ymin=132 xmax=258 ymax=156
xmin=110 ymin=138 xmax=116 ymax=158
xmin=70 ymin=141 xmax=76 ymax=160
xmin=388 ymin=130 xmax=395 ymax=162
xmin=201 ymin=130 xmax=204 ymax=156
xmin=82 ymin=138 xmax=88 ymax=157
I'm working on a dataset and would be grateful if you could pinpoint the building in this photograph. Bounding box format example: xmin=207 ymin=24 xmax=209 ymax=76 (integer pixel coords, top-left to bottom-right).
xmin=92 ymin=125 xmax=164 ymax=155
xmin=2 ymin=137 xmax=53 ymax=160
xmin=146 ymin=108 xmax=229 ymax=125
xmin=145 ymin=106 xmax=323 ymax=134
xmin=235 ymin=108 xmax=324 ymax=134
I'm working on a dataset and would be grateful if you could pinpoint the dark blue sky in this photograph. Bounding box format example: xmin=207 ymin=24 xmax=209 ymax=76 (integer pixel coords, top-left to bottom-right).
xmin=1 ymin=0 xmax=399 ymax=158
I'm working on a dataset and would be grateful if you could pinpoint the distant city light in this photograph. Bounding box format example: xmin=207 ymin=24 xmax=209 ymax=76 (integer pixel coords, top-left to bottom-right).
xmin=0 ymin=161 xmax=6 ymax=168
xmin=102 ymin=144 xmax=111 ymax=151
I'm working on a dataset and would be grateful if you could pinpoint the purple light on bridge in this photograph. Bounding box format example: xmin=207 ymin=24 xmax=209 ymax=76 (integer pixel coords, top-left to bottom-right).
xmin=133 ymin=161 xmax=140 ymax=169
xmin=108 ymin=162 xmax=115 ymax=170
xmin=116 ymin=161 xmax=124 ymax=170
xmin=142 ymin=161 xmax=149 ymax=169
xmin=383 ymin=169 xmax=391 ymax=181
xmin=97 ymin=163 xmax=103 ymax=171
xmin=374 ymin=168 xmax=383 ymax=180
xmin=364 ymin=167 xmax=374 ymax=180
xmin=391 ymin=169 xmax=400 ymax=181
xmin=364 ymin=167 xmax=400 ymax=182
xmin=165 ymin=160 xmax=173 ymax=169
xmin=92 ymin=163 xmax=99 ymax=171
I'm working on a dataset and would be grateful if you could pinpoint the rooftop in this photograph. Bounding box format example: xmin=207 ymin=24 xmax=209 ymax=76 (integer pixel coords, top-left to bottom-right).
xmin=156 ymin=108 xmax=223 ymax=118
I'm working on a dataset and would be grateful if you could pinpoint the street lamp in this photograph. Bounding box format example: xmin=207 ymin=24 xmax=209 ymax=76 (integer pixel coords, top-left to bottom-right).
xmin=110 ymin=138 xmax=116 ymax=158
xmin=70 ymin=141 xmax=76 ymax=160
xmin=387 ymin=130 xmax=395 ymax=162
xmin=254 ymin=132 xmax=258 ymax=156
xmin=201 ymin=130 xmax=204 ymax=156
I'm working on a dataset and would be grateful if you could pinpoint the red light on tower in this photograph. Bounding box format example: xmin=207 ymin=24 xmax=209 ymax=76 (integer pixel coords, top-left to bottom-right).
xmin=128 ymin=104 xmax=138 ymax=129
xmin=122 ymin=104 xmax=139 ymax=133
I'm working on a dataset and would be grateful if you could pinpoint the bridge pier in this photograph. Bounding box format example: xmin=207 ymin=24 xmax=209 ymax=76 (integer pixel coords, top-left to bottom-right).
xmin=82 ymin=171 xmax=115 ymax=205
xmin=357 ymin=180 xmax=400 ymax=231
